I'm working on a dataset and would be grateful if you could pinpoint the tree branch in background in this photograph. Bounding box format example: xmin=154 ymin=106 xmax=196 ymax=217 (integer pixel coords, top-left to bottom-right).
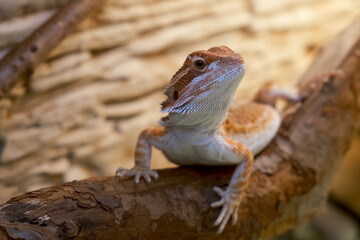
xmin=0 ymin=0 xmax=106 ymax=98
xmin=0 ymin=15 xmax=359 ymax=240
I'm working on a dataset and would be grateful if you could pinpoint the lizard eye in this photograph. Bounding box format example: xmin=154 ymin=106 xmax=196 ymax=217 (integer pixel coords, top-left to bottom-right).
xmin=194 ymin=60 xmax=205 ymax=69
xmin=192 ymin=58 xmax=207 ymax=73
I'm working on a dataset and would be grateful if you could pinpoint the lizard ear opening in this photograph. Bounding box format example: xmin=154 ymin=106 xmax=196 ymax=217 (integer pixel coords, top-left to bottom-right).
xmin=161 ymin=89 xmax=179 ymax=111
xmin=173 ymin=90 xmax=179 ymax=100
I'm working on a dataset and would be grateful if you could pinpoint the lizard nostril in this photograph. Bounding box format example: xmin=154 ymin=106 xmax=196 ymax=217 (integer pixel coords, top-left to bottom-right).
xmin=173 ymin=90 xmax=179 ymax=100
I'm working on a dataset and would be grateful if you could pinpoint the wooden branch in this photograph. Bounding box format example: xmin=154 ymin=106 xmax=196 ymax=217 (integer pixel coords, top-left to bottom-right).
xmin=0 ymin=10 xmax=55 ymax=49
xmin=0 ymin=18 xmax=359 ymax=240
xmin=0 ymin=0 xmax=106 ymax=98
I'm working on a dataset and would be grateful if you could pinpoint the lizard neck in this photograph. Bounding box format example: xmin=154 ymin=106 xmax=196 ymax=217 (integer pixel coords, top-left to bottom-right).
xmin=160 ymin=108 xmax=229 ymax=145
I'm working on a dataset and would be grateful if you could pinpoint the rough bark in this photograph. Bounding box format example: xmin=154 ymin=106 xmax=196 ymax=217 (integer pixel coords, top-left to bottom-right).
xmin=0 ymin=14 xmax=359 ymax=240
xmin=0 ymin=0 xmax=106 ymax=98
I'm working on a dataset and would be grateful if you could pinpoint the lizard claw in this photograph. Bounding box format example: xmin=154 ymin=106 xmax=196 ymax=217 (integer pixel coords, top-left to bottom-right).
xmin=116 ymin=167 xmax=158 ymax=184
xmin=211 ymin=186 xmax=240 ymax=234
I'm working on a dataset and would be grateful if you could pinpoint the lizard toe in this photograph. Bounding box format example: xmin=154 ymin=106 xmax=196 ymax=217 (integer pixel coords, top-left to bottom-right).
xmin=213 ymin=186 xmax=225 ymax=197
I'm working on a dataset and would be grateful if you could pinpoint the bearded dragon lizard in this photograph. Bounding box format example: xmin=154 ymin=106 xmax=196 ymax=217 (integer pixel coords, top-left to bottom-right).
xmin=116 ymin=46 xmax=299 ymax=233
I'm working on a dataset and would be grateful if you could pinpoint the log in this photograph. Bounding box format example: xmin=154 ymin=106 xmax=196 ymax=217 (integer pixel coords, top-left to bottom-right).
xmin=0 ymin=14 xmax=359 ymax=240
xmin=0 ymin=0 xmax=106 ymax=98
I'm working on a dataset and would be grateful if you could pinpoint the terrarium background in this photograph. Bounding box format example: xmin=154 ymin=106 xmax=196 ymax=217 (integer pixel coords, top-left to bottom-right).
xmin=0 ymin=1 xmax=359 ymax=237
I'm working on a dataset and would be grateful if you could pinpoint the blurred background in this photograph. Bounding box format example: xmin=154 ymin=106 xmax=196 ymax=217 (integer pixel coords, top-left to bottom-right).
xmin=0 ymin=0 xmax=359 ymax=239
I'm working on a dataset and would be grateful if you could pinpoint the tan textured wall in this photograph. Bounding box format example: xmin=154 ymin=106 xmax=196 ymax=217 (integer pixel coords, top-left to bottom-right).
xmin=0 ymin=0 xmax=359 ymax=204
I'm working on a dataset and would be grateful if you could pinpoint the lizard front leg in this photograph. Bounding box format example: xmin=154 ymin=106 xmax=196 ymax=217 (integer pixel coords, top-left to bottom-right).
xmin=211 ymin=136 xmax=254 ymax=234
xmin=116 ymin=128 xmax=165 ymax=183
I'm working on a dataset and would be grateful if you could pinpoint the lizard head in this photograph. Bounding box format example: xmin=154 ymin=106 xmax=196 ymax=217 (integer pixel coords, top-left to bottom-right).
xmin=161 ymin=46 xmax=245 ymax=119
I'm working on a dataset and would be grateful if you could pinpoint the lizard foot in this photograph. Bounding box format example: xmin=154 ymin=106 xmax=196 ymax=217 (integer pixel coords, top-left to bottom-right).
xmin=116 ymin=166 xmax=158 ymax=184
xmin=211 ymin=186 xmax=240 ymax=234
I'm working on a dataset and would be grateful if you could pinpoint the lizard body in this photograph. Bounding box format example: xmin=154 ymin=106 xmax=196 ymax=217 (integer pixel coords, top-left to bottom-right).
xmin=116 ymin=46 xmax=282 ymax=233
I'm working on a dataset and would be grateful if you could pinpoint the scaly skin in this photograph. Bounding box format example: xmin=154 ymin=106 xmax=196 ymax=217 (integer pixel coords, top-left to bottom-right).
xmin=116 ymin=46 xmax=284 ymax=233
